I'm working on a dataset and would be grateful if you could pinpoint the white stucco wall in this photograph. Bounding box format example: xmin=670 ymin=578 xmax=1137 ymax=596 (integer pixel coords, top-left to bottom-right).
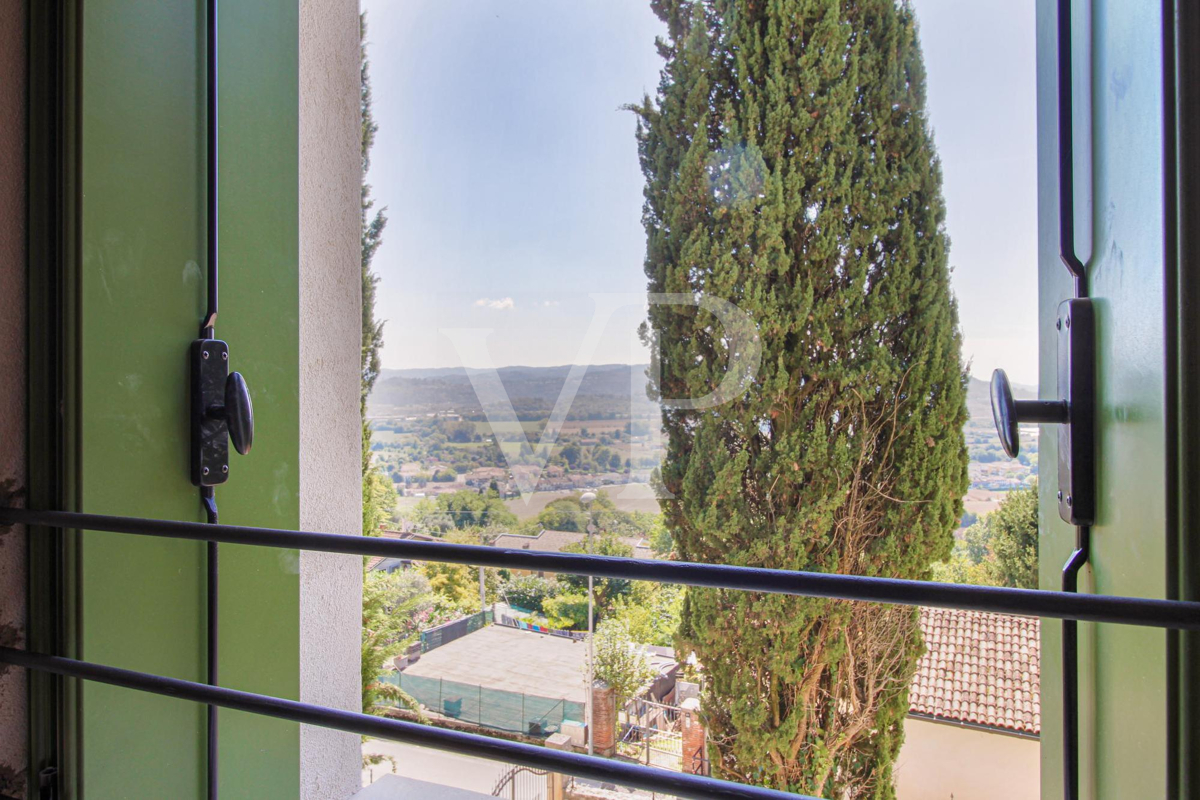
xmin=298 ymin=1 xmax=364 ymax=797
xmin=894 ymin=717 xmax=1039 ymax=800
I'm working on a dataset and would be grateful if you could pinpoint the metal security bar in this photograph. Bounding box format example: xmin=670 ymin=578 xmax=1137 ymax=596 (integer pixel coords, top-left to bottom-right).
xmin=0 ymin=645 xmax=799 ymax=800
xmin=3 ymin=506 xmax=1199 ymax=800
xmin=4 ymin=508 xmax=1199 ymax=630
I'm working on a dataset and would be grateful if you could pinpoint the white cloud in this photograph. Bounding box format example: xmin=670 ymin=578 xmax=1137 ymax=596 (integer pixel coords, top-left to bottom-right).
xmin=473 ymin=297 xmax=515 ymax=310
xmin=540 ymin=300 xmax=560 ymax=307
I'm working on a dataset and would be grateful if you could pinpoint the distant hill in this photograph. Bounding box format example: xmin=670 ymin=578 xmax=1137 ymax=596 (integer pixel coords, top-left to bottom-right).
xmin=965 ymin=375 xmax=1036 ymax=423
xmin=369 ymin=364 xmax=656 ymax=419
xmin=369 ymin=364 xmax=1036 ymax=424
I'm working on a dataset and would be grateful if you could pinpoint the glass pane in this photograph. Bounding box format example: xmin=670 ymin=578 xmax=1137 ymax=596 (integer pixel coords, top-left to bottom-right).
xmin=355 ymin=2 xmax=1040 ymax=798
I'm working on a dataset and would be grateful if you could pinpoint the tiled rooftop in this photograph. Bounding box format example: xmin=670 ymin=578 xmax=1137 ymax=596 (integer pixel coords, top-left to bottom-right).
xmin=910 ymin=607 xmax=1040 ymax=735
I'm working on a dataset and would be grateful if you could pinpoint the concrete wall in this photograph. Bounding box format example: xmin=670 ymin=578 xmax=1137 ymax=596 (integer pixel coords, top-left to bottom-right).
xmin=0 ymin=0 xmax=27 ymax=796
xmin=894 ymin=717 xmax=1039 ymax=800
xmin=298 ymin=0 xmax=365 ymax=797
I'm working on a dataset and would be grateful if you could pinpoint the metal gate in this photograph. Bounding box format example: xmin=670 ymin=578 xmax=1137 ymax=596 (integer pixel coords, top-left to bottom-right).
xmin=620 ymin=697 xmax=684 ymax=772
xmin=490 ymin=765 xmax=552 ymax=800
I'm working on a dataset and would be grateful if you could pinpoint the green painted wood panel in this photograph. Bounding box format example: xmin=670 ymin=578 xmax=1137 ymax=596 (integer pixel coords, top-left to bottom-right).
xmin=76 ymin=1 xmax=299 ymax=797
xmin=1036 ymin=2 xmax=1169 ymax=798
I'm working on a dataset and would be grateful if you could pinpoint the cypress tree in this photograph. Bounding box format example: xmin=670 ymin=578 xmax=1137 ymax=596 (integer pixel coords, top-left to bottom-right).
xmin=360 ymin=13 xmax=396 ymax=535
xmin=634 ymin=1 xmax=968 ymax=795
xmin=361 ymin=12 xmax=387 ymax=419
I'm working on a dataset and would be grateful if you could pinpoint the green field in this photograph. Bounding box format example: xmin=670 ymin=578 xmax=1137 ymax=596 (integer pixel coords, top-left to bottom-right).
xmin=505 ymin=483 xmax=662 ymax=520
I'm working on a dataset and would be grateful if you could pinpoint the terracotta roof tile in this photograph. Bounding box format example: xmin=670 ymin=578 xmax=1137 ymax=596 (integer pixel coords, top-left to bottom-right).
xmin=909 ymin=607 xmax=1040 ymax=735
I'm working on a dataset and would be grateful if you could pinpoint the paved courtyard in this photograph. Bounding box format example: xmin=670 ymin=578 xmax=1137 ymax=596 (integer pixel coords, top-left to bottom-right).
xmin=403 ymin=624 xmax=589 ymax=704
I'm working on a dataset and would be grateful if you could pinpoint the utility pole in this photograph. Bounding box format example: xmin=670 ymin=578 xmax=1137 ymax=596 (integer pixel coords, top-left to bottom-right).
xmin=479 ymin=565 xmax=486 ymax=614
xmin=580 ymin=491 xmax=597 ymax=757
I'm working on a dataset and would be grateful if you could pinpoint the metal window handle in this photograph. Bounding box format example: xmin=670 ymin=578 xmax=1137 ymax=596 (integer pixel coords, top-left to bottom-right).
xmin=191 ymin=339 xmax=252 ymax=486
xmin=989 ymin=369 xmax=1068 ymax=458
xmin=206 ymin=372 xmax=254 ymax=455
xmin=990 ymin=298 xmax=1094 ymax=527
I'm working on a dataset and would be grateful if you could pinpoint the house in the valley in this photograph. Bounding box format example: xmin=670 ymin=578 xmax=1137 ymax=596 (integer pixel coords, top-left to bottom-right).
xmin=896 ymin=608 xmax=1040 ymax=800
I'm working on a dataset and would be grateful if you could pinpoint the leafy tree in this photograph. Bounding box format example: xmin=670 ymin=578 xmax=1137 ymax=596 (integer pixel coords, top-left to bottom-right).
xmin=561 ymin=535 xmax=634 ymax=613
xmin=560 ymin=442 xmax=583 ymax=467
xmin=420 ymin=558 xmax=478 ymax=613
xmin=930 ymin=483 xmax=1037 ymax=589
xmin=647 ymin=515 xmax=673 ymax=557
xmin=542 ymin=591 xmax=590 ymax=630
xmin=441 ymin=420 xmax=477 ymax=443
xmin=419 ymin=528 xmax=498 ymax=614
xmin=537 ymin=498 xmax=589 ymax=532
xmin=420 ymin=489 xmax=516 ymax=530
xmin=362 ymin=467 xmax=397 ymax=535
xmin=500 ymin=574 xmax=562 ymax=613
xmin=612 ymin=581 xmax=685 ymax=647
xmin=634 ymin=2 xmax=968 ymax=795
xmin=929 ymin=536 xmax=995 ymax=586
xmin=592 ymin=618 xmax=657 ymax=706
xmin=962 ymin=518 xmax=992 ymax=564
xmin=987 ymin=482 xmax=1038 ymax=589
xmin=361 ymin=570 xmax=427 ymax=717
xmin=536 ymin=491 xmax=657 ymax=538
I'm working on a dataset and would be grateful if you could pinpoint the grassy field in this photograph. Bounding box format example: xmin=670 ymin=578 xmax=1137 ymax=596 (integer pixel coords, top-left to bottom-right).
xmin=505 ymin=482 xmax=662 ymax=520
xmin=963 ymin=488 xmax=1011 ymax=516
xmin=370 ymin=428 xmax=413 ymax=444
xmin=394 ymin=495 xmax=424 ymax=516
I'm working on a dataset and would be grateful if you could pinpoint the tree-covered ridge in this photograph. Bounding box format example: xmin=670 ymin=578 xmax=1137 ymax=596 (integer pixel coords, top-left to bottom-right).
xmin=635 ymin=1 xmax=968 ymax=796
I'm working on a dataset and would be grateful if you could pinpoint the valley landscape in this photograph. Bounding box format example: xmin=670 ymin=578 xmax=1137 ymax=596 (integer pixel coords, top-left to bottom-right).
xmin=367 ymin=365 xmax=1037 ymax=520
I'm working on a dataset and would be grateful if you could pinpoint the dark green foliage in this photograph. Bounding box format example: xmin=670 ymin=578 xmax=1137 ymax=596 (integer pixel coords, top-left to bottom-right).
xmin=415 ymin=489 xmax=517 ymax=531
xmin=360 ymin=14 xmax=396 ymax=535
xmin=533 ymin=491 xmax=656 ymax=539
xmin=635 ymin=1 xmax=968 ymax=795
xmin=500 ymin=575 xmax=562 ymax=613
xmin=931 ymin=483 xmax=1037 ymax=589
xmin=537 ymin=498 xmax=590 ymax=532
xmin=561 ymin=535 xmax=635 ymax=612
xmin=362 ymin=570 xmax=429 ymax=718
xmin=986 ymin=483 xmax=1038 ymax=589
xmin=361 ymin=13 xmax=387 ymax=416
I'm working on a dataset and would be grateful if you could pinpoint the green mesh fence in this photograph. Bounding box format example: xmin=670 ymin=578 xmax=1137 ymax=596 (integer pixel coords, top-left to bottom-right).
xmin=379 ymin=672 xmax=586 ymax=738
xmin=419 ymin=610 xmax=493 ymax=653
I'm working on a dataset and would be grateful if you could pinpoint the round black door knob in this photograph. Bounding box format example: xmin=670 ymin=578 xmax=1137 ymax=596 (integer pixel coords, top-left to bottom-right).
xmin=225 ymin=371 xmax=254 ymax=455
xmin=991 ymin=369 xmax=1021 ymax=458
xmin=990 ymin=369 xmax=1068 ymax=459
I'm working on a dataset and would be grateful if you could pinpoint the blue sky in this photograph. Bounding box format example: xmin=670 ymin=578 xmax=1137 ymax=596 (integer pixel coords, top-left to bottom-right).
xmin=361 ymin=0 xmax=1039 ymax=385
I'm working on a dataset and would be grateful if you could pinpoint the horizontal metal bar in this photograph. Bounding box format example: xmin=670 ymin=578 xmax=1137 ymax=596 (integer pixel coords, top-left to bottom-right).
xmin=0 ymin=646 xmax=806 ymax=800
xmin=4 ymin=507 xmax=1200 ymax=631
